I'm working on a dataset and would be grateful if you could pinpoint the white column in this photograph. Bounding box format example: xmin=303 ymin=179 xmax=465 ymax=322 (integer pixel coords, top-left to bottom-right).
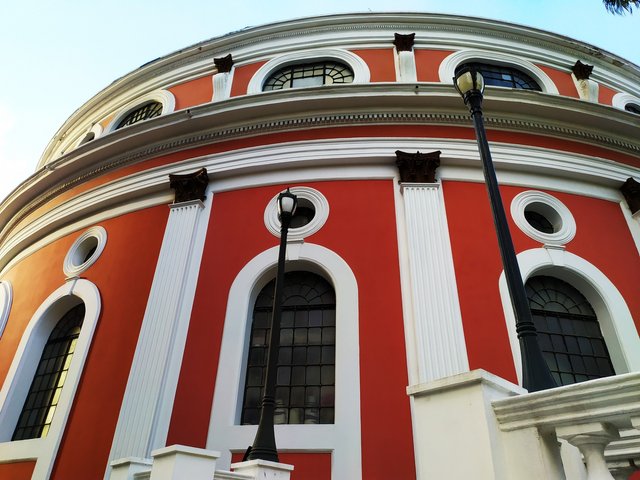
xmin=401 ymin=183 xmax=469 ymax=383
xmin=106 ymin=196 xmax=212 ymax=474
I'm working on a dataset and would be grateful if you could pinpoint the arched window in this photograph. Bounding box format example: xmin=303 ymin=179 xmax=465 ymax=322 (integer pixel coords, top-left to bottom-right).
xmin=12 ymin=304 xmax=85 ymax=440
xmin=263 ymin=61 xmax=354 ymax=91
xmin=526 ymin=276 xmax=614 ymax=386
xmin=115 ymin=101 xmax=163 ymax=129
xmin=241 ymin=271 xmax=335 ymax=425
xmin=625 ymin=103 xmax=640 ymax=115
xmin=456 ymin=62 xmax=541 ymax=91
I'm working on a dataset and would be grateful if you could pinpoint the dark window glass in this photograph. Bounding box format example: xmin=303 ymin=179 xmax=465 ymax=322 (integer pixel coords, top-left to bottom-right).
xmin=526 ymin=276 xmax=614 ymax=386
xmin=457 ymin=63 xmax=542 ymax=91
xmin=241 ymin=271 xmax=335 ymax=425
xmin=524 ymin=210 xmax=554 ymax=234
xmin=263 ymin=62 xmax=354 ymax=91
xmin=115 ymin=101 xmax=163 ymax=129
xmin=13 ymin=304 xmax=85 ymax=440
xmin=625 ymin=103 xmax=640 ymax=115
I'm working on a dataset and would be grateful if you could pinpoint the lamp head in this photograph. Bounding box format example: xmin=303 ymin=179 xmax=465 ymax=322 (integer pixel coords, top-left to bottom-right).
xmin=454 ymin=65 xmax=485 ymax=103
xmin=277 ymin=188 xmax=298 ymax=221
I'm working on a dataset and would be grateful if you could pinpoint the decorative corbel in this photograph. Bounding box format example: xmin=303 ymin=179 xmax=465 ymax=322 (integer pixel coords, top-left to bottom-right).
xmin=621 ymin=177 xmax=640 ymax=214
xmin=394 ymin=33 xmax=415 ymax=52
xmin=395 ymin=150 xmax=441 ymax=183
xmin=214 ymin=54 xmax=234 ymax=73
xmin=169 ymin=168 xmax=209 ymax=203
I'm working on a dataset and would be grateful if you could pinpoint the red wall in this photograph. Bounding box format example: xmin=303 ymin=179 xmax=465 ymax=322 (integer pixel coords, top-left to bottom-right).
xmin=168 ymin=180 xmax=415 ymax=479
xmin=351 ymin=49 xmax=396 ymax=82
xmin=415 ymin=49 xmax=455 ymax=82
xmin=0 ymin=205 xmax=168 ymax=479
xmin=169 ymin=76 xmax=214 ymax=111
xmin=0 ymin=461 xmax=35 ymax=479
xmin=443 ymin=181 xmax=640 ymax=381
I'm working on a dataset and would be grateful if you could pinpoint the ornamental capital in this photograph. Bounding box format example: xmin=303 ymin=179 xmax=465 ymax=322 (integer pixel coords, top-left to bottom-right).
xmin=169 ymin=168 xmax=209 ymax=203
xmin=395 ymin=150 xmax=441 ymax=183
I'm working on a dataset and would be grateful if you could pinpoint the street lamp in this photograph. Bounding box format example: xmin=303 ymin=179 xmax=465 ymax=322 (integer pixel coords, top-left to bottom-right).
xmin=247 ymin=188 xmax=298 ymax=462
xmin=453 ymin=66 xmax=556 ymax=392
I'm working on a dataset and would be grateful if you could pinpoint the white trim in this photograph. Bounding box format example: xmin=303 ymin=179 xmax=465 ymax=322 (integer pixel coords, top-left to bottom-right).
xmin=207 ymin=243 xmax=361 ymax=480
xmin=612 ymin=92 xmax=640 ymax=112
xmin=104 ymin=90 xmax=176 ymax=133
xmin=212 ymin=70 xmax=234 ymax=102
xmin=247 ymin=48 xmax=370 ymax=94
xmin=0 ymin=281 xmax=12 ymax=339
xmin=264 ymin=186 xmax=329 ymax=241
xmin=63 ymin=225 xmax=108 ymax=278
xmin=510 ymin=191 xmax=576 ymax=246
xmin=499 ymin=248 xmax=640 ymax=385
xmin=438 ymin=49 xmax=559 ymax=94
xmin=0 ymin=279 xmax=101 ymax=479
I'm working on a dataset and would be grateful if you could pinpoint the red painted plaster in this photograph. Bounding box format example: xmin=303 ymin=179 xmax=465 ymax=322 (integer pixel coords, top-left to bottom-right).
xmin=169 ymin=75 xmax=213 ymax=111
xmin=351 ymin=49 xmax=396 ymax=82
xmin=537 ymin=65 xmax=579 ymax=98
xmin=415 ymin=49 xmax=455 ymax=82
xmin=0 ymin=461 xmax=36 ymax=479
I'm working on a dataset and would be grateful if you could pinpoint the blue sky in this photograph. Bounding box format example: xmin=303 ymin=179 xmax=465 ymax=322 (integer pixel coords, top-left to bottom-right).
xmin=0 ymin=0 xmax=638 ymax=201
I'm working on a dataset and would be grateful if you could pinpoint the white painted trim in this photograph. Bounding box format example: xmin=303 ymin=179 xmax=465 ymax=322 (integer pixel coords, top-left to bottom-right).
xmin=395 ymin=50 xmax=417 ymax=83
xmin=0 ymin=279 xmax=101 ymax=479
xmin=212 ymin=70 xmax=234 ymax=102
xmin=498 ymin=248 xmax=640 ymax=385
xmin=264 ymin=186 xmax=329 ymax=241
xmin=438 ymin=49 xmax=559 ymax=94
xmin=0 ymin=281 xmax=12 ymax=339
xmin=612 ymin=92 xmax=640 ymax=112
xmin=619 ymin=200 xmax=640 ymax=256
xmin=104 ymin=90 xmax=176 ymax=134
xmin=510 ymin=191 xmax=576 ymax=246
xmin=63 ymin=225 xmax=108 ymax=278
xmin=247 ymin=49 xmax=370 ymax=94
xmin=207 ymin=243 xmax=361 ymax=480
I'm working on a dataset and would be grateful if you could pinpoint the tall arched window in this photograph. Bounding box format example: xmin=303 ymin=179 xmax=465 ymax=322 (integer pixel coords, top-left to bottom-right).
xmin=526 ymin=276 xmax=614 ymax=386
xmin=12 ymin=303 xmax=85 ymax=440
xmin=456 ymin=62 xmax=541 ymax=91
xmin=241 ymin=271 xmax=335 ymax=425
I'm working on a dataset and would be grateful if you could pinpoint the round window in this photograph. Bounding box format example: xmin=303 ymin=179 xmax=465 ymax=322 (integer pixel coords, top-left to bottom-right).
xmin=511 ymin=191 xmax=576 ymax=246
xmin=265 ymin=186 xmax=329 ymax=241
xmin=63 ymin=226 xmax=107 ymax=277
xmin=289 ymin=198 xmax=316 ymax=228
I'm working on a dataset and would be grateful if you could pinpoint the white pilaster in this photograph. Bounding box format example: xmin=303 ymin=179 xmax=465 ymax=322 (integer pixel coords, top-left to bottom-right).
xmin=106 ymin=196 xmax=212 ymax=476
xmin=212 ymin=71 xmax=233 ymax=102
xmin=400 ymin=183 xmax=469 ymax=383
xmin=396 ymin=50 xmax=417 ymax=82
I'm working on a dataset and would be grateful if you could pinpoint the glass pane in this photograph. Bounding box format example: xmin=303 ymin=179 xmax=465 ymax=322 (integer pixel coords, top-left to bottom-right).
xmin=308 ymin=328 xmax=322 ymax=345
xmin=306 ymin=366 xmax=320 ymax=385
xmin=292 ymin=346 xmax=306 ymax=364
xmin=291 ymin=387 xmax=305 ymax=407
xmin=320 ymin=408 xmax=334 ymax=424
xmin=280 ymin=329 xmax=293 ymax=346
xmin=307 ymin=346 xmax=321 ymax=364
xmin=277 ymin=367 xmax=291 ymax=385
xmin=292 ymin=366 xmax=306 ymax=385
xmin=321 ymin=366 xmax=335 ymax=385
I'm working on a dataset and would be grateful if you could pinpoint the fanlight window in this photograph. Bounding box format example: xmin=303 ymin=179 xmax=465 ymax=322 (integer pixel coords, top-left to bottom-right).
xmin=457 ymin=62 xmax=541 ymax=91
xmin=263 ymin=61 xmax=354 ymax=91
xmin=526 ymin=276 xmax=614 ymax=386
xmin=242 ymin=271 xmax=336 ymax=425
xmin=13 ymin=304 xmax=85 ymax=440
xmin=115 ymin=101 xmax=163 ymax=129
xmin=625 ymin=103 xmax=640 ymax=115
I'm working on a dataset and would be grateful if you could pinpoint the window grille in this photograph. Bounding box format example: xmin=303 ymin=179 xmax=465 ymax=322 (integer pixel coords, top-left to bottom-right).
xmin=457 ymin=62 xmax=542 ymax=91
xmin=115 ymin=101 xmax=163 ymax=129
xmin=263 ymin=61 xmax=354 ymax=91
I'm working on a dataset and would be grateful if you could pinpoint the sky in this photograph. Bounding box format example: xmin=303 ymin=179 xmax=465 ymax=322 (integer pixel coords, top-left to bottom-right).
xmin=0 ymin=1 xmax=638 ymax=201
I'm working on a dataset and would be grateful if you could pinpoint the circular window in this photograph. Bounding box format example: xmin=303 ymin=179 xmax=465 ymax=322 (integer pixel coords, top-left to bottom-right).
xmin=63 ymin=226 xmax=107 ymax=278
xmin=264 ymin=186 xmax=329 ymax=241
xmin=511 ymin=191 xmax=576 ymax=246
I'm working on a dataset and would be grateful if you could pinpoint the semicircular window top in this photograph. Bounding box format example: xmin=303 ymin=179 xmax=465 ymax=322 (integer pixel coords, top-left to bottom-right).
xmin=456 ymin=62 xmax=542 ymax=91
xmin=115 ymin=101 xmax=163 ymax=129
xmin=12 ymin=303 xmax=85 ymax=440
xmin=242 ymin=270 xmax=336 ymax=426
xmin=526 ymin=275 xmax=615 ymax=386
xmin=263 ymin=61 xmax=354 ymax=91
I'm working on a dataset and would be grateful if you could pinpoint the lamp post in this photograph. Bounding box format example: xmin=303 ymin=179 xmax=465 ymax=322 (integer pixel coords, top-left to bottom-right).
xmin=247 ymin=188 xmax=298 ymax=462
xmin=453 ymin=66 xmax=556 ymax=392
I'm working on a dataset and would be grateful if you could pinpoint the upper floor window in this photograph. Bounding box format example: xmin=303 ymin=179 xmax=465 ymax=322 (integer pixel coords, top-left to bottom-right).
xmin=115 ymin=101 xmax=163 ymax=129
xmin=526 ymin=276 xmax=614 ymax=386
xmin=263 ymin=61 xmax=354 ymax=91
xmin=242 ymin=271 xmax=335 ymax=425
xmin=625 ymin=103 xmax=640 ymax=115
xmin=12 ymin=304 xmax=85 ymax=440
xmin=457 ymin=62 xmax=542 ymax=91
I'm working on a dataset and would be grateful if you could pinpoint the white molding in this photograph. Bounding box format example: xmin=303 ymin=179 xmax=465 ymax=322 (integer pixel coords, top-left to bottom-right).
xmin=264 ymin=186 xmax=329 ymax=241
xmin=395 ymin=50 xmax=417 ymax=83
xmin=107 ymin=191 xmax=213 ymax=474
xmin=612 ymin=92 xmax=640 ymax=111
xmin=212 ymin=70 xmax=234 ymax=102
xmin=571 ymin=74 xmax=599 ymax=103
xmin=0 ymin=281 xmax=12 ymax=339
xmin=510 ymin=190 xmax=577 ymax=246
xmin=206 ymin=243 xmax=362 ymax=480
xmin=0 ymin=279 xmax=101 ymax=479
xmin=438 ymin=49 xmax=560 ymax=94
xmin=619 ymin=200 xmax=640 ymax=256
xmin=498 ymin=248 xmax=640 ymax=385
xmin=104 ymin=90 xmax=176 ymax=134
xmin=398 ymin=182 xmax=469 ymax=383
xmin=247 ymin=48 xmax=370 ymax=94
xmin=63 ymin=225 xmax=108 ymax=278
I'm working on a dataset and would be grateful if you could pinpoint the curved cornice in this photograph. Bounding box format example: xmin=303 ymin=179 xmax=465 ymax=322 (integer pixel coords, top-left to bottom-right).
xmin=38 ymin=13 xmax=640 ymax=167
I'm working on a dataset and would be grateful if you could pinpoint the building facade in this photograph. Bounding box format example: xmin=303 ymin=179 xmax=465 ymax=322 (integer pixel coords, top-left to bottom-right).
xmin=0 ymin=12 xmax=638 ymax=480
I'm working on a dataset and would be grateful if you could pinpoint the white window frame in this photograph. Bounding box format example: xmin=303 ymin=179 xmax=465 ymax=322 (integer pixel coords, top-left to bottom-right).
xmin=438 ymin=49 xmax=559 ymax=94
xmin=612 ymin=92 xmax=640 ymax=113
xmin=0 ymin=279 xmax=101 ymax=479
xmin=247 ymin=49 xmax=370 ymax=94
xmin=499 ymin=248 xmax=640 ymax=386
xmin=104 ymin=89 xmax=176 ymax=133
xmin=206 ymin=242 xmax=362 ymax=479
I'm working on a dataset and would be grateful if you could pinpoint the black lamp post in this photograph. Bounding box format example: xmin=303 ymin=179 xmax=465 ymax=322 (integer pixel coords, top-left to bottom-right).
xmin=453 ymin=66 xmax=556 ymax=392
xmin=247 ymin=188 xmax=298 ymax=462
